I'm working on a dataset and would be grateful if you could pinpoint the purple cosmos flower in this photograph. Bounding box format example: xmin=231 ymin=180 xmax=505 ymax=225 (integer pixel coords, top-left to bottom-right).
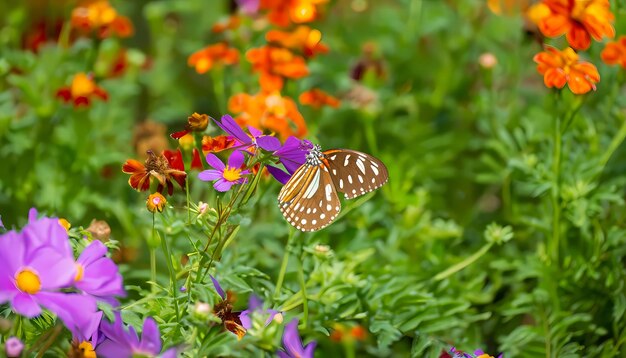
xmin=277 ymin=319 xmax=316 ymax=358
xmin=239 ymin=294 xmax=281 ymax=330
xmin=97 ymin=312 xmax=177 ymax=358
xmin=5 ymin=337 xmax=24 ymax=358
xmin=74 ymin=241 xmax=125 ymax=306
xmin=0 ymin=210 xmax=98 ymax=336
xmin=213 ymin=114 xmax=281 ymax=152
xmin=267 ymin=137 xmax=313 ymax=184
xmin=198 ymin=150 xmax=251 ymax=192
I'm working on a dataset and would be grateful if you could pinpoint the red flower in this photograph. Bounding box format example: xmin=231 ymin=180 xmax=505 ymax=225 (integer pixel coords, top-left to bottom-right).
xmin=122 ymin=150 xmax=187 ymax=195
xmin=56 ymin=73 xmax=108 ymax=107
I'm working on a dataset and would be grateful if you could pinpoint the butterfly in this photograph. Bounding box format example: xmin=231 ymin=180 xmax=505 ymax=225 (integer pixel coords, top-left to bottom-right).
xmin=278 ymin=144 xmax=388 ymax=232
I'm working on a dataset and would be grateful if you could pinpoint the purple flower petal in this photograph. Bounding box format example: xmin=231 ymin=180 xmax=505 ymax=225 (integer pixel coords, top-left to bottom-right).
xmin=256 ymin=135 xmax=282 ymax=151
xmin=266 ymin=165 xmax=291 ymax=185
xmin=264 ymin=309 xmax=281 ymax=326
xmin=303 ymin=342 xmax=317 ymax=357
xmin=214 ymin=178 xmax=235 ymax=192
xmin=247 ymin=126 xmax=262 ymax=137
xmin=274 ymin=137 xmax=312 ymax=174
xmin=198 ymin=169 xmax=223 ymax=182
xmin=248 ymin=295 xmax=263 ymax=311
xmin=0 ymin=231 xmax=24 ymax=278
xmin=205 ymin=153 xmax=226 ymax=171
xmin=37 ymin=292 xmax=98 ymax=337
xmin=283 ymin=319 xmax=305 ymax=357
xmin=29 ymin=246 xmax=76 ymax=289
xmin=227 ymin=150 xmax=246 ymax=169
xmin=138 ymin=317 xmax=162 ymax=354
xmin=12 ymin=293 xmax=41 ymax=317
xmin=75 ymin=242 xmax=125 ymax=304
xmin=210 ymin=275 xmax=226 ymax=299
xmin=28 ymin=208 xmax=38 ymax=223
xmin=214 ymin=115 xmax=250 ymax=144
xmin=240 ymin=309 xmax=252 ymax=330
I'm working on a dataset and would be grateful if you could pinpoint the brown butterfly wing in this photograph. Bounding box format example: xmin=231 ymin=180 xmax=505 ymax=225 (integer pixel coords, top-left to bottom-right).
xmin=323 ymin=149 xmax=389 ymax=199
xmin=278 ymin=163 xmax=341 ymax=232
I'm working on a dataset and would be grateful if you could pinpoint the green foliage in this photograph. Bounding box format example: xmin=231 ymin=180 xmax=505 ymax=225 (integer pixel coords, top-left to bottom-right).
xmin=2 ymin=0 xmax=626 ymax=357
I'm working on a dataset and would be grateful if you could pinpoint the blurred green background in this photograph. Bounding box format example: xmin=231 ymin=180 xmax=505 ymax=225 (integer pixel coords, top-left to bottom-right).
xmin=2 ymin=0 xmax=626 ymax=356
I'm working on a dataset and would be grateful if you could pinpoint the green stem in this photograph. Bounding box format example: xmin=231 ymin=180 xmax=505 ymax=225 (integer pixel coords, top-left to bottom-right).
xmin=551 ymin=115 xmax=561 ymax=264
xmin=434 ymin=243 xmax=493 ymax=281
xmin=297 ymin=253 xmax=309 ymax=328
xmin=158 ymin=220 xmax=181 ymax=323
xmin=599 ymin=114 xmax=626 ymax=171
xmin=274 ymin=228 xmax=296 ymax=298
xmin=150 ymin=213 xmax=157 ymax=293
xmin=186 ymin=176 xmax=191 ymax=224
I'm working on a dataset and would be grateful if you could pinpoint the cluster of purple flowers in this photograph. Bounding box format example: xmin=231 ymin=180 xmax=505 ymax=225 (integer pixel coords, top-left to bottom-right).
xmin=211 ymin=275 xmax=317 ymax=358
xmin=198 ymin=114 xmax=313 ymax=191
xmin=0 ymin=209 xmax=123 ymax=336
xmin=0 ymin=209 xmax=175 ymax=357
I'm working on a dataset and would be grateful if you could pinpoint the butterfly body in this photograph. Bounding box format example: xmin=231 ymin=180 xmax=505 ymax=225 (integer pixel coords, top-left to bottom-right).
xmin=278 ymin=145 xmax=388 ymax=232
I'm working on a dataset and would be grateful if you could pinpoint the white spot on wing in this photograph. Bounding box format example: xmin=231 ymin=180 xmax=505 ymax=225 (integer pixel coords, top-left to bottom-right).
xmin=356 ymin=159 xmax=366 ymax=174
xmin=344 ymin=155 xmax=351 ymax=166
xmin=371 ymin=165 xmax=379 ymax=176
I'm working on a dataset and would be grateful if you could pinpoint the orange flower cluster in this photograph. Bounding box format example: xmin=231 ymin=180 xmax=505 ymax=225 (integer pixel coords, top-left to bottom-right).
xmin=534 ymin=46 xmax=599 ymax=94
xmin=602 ymin=36 xmax=626 ymax=68
xmin=299 ymin=88 xmax=340 ymax=109
xmin=229 ymin=91 xmax=307 ymax=139
xmin=266 ymin=25 xmax=329 ymax=58
xmin=188 ymin=43 xmax=240 ymax=74
xmin=56 ymin=73 xmax=108 ymax=107
xmin=260 ymin=0 xmax=329 ymax=27
xmin=246 ymin=46 xmax=309 ymax=92
xmin=529 ymin=0 xmax=614 ymax=50
xmin=71 ymin=0 xmax=133 ymax=38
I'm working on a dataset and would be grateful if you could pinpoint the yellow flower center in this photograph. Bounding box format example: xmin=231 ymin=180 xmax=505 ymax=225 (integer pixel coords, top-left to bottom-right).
xmin=223 ymin=166 xmax=242 ymax=181
xmin=78 ymin=341 xmax=97 ymax=358
xmin=75 ymin=263 xmax=85 ymax=282
xmin=15 ymin=268 xmax=41 ymax=294
xmin=71 ymin=73 xmax=96 ymax=98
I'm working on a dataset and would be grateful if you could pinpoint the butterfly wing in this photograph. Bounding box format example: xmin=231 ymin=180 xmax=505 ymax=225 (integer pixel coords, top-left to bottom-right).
xmin=323 ymin=149 xmax=389 ymax=199
xmin=278 ymin=163 xmax=341 ymax=232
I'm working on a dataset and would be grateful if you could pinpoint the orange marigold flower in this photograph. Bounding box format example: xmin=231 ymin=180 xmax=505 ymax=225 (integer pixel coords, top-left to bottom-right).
xmin=228 ymin=91 xmax=307 ymax=139
xmin=71 ymin=0 xmax=133 ymax=39
xmin=266 ymin=26 xmax=328 ymax=57
xmin=56 ymin=73 xmax=108 ymax=107
xmin=202 ymin=135 xmax=237 ymax=154
xmin=601 ymin=36 xmax=626 ymax=68
xmin=188 ymin=43 xmax=239 ymax=74
xmin=146 ymin=192 xmax=167 ymax=213
xmin=260 ymin=0 xmax=329 ymax=27
xmin=299 ymin=88 xmax=340 ymax=109
xmin=533 ymin=46 xmax=599 ymax=94
xmin=122 ymin=150 xmax=187 ymax=195
xmin=246 ymin=46 xmax=309 ymax=92
xmin=350 ymin=325 xmax=367 ymax=341
xmin=529 ymin=0 xmax=614 ymax=50
xmin=212 ymin=15 xmax=241 ymax=33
